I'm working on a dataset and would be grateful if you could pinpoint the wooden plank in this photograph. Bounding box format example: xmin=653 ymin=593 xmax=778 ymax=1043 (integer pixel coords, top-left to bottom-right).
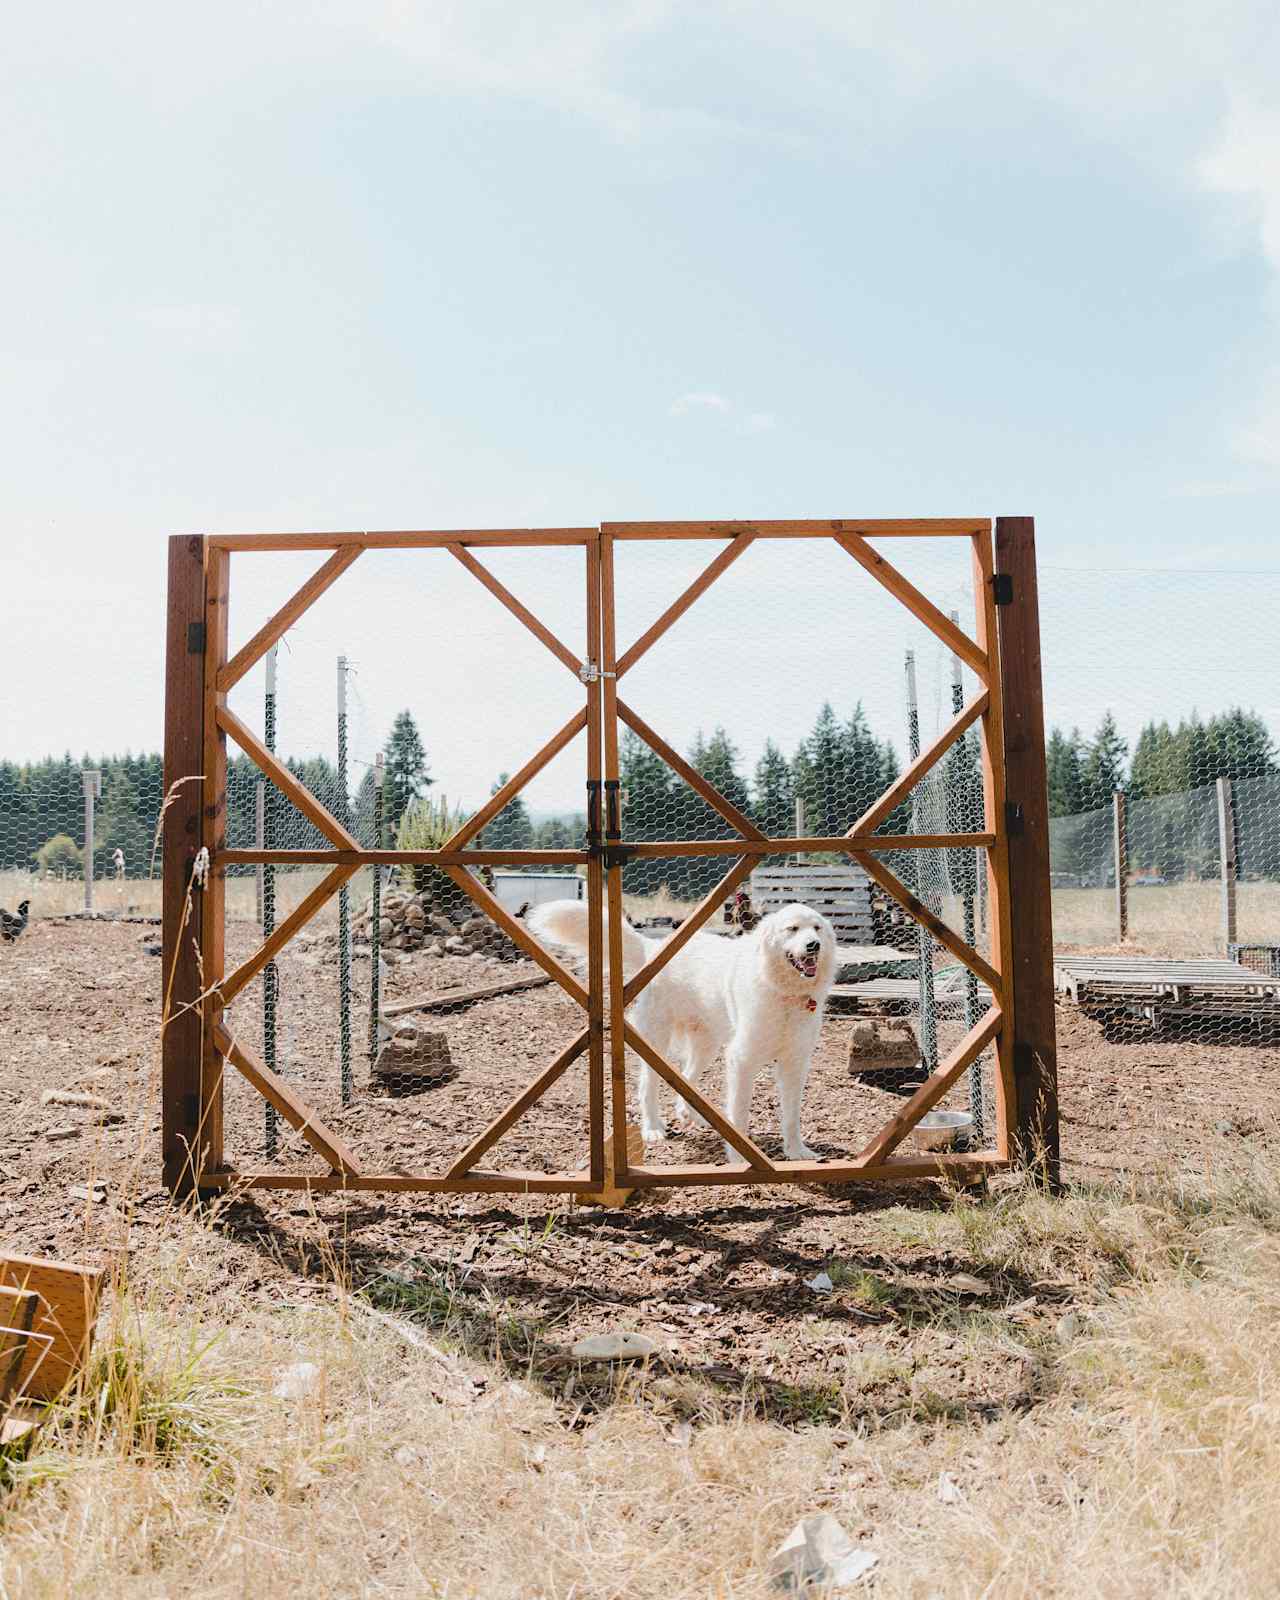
xmin=600 ymin=533 xmax=632 ymax=1181
xmin=973 ymin=529 xmax=1017 ymax=1159
xmin=0 ymin=1254 xmax=106 ymax=1401
xmin=623 ymin=857 xmax=755 ymax=1004
xmin=849 ymin=849 xmax=1001 ymax=993
xmin=219 ymin=865 xmax=359 ymax=1004
xmin=445 ymin=1030 xmax=589 ymax=1177
xmin=622 ymin=1022 xmax=777 ymax=1172
xmin=620 ymin=834 xmax=994 ymax=857
xmin=382 ymin=973 xmax=551 ymax=1017
xmin=0 ymin=1286 xmax=39 ymax=1403
xmin=447 ymin=543 xmax=583 ymax=676
xmin=854 ymin=1007 xmax=1002 ymax=1166
xmin=217 ymin=545 xmax=363 ymax=692
xmin=835 ymin=533 xmax=988 ymax=681
xmin=214 ymin=1025 xmax=361 ymax=1176
xmin=199 ymin=541 xmax=230 ymax=1180
xmin=1113 ymin=791 xmax=1128 ymax=942
xmin=219 ymin=848 xmax=590 ymax=865
xmin=217 ymin=705 xmax=358 ymax=850
xmin=162 ymin=535 xmax=209 ymax=1197
xmin=616 ymin=700 xmax=765 ymax=840
xmin=197 ymin=1153 xmax=1005 ymax=1193
xmin=994 ymin=517 xmax=1059 ymax=1185
xmin=847 ymin=693 xmax=989 ymax=838
xmin=602 ymin=519 xmax=991 ymax=539
xmin=441 ymin=708 xmax=588 ymax=852
xmin=438 ymin=866 xmax=589 ymax=1008
xmin=209 ymin=529 xmax=598 ymax=550
xmin=627 ymin=1152 xmax=1005 ymax=1186
xmin=615 ymin=533 xmax=755 ymax=677
xmin=584 ymin=537 xmax=606 ymax=1186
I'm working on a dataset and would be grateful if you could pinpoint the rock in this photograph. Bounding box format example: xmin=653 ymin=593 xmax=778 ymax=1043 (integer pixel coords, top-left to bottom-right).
xmin=947 ymin=1273 xmax=992 ymax=1296
xmin=805 ymin=1271 xmax=834 ymax=1293
xmin=378 ymin=918 xmax=394 ymax=943
xmin=272 ymin=1361 xmax=322 ymax=1400
xmin=404 ymin=905 xmax=426 ymax=927
xmin=461 ymin=916 xmax=490 ymax=936
xmin=937 ymin=1470 xmax=963 ymax=1504
xmin=766 ymin=1514 xmax=878 ymax=1590
xmin=430 ymin=915 xmax=455 ymax=936
xmin=46 ymin=1126 xmax=79 ymax=1142
xmin=68 ymin=1183 xmax=108 ymax=1203
xmin=570 ymin=1331 xmax=661 ymax=1361
xmin=424 ymin=941 xmax=445 ymax=958
xmin=444 ymin=936 xmax=470 ymax=956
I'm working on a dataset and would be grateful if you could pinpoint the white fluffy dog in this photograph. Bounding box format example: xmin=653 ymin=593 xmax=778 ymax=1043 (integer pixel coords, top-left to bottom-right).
xmin=529 ymin=900 xmax=837 ymax=1161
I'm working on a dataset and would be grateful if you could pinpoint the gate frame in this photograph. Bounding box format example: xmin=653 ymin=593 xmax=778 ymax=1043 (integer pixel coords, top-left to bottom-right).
xmin=161 ymin=518 xmax=1058 ymax=1198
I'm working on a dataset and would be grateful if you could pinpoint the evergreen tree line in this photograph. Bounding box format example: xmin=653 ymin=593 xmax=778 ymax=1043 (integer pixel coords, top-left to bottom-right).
xmin=1047 ymin=708 xmax=1280 ymax=882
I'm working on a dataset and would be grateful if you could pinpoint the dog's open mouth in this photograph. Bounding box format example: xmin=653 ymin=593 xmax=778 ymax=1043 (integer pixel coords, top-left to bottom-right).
xmin=787 ymin=950 xmax=820 ymax=980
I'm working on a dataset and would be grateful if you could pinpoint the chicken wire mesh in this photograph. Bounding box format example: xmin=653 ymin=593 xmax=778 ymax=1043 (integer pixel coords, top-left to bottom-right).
xmin=1043 ymin=567 xmax=1280 ymax=1041
xmin=3 ymin=532 xmax=1006 ymax=1180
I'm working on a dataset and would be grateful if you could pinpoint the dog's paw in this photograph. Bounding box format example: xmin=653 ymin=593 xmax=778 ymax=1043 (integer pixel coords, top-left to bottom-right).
xmin=641 ymin=1120 xmax=667 ymax=1144
xmin=784 ymin=1141 xmax=820 ymax=1162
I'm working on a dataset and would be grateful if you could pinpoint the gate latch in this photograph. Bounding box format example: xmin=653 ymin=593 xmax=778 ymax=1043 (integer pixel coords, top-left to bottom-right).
xmin=577 ymin=661 xmax=616 ymax=684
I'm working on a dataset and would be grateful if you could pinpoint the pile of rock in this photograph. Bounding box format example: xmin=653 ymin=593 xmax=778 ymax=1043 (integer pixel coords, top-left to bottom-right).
xmin=355 ymin=885 xmax=522 ymax=962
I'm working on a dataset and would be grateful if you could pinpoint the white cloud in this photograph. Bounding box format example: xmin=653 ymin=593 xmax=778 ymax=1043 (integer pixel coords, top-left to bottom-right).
xmin=669 ymin=391 xmax=730 ymax=416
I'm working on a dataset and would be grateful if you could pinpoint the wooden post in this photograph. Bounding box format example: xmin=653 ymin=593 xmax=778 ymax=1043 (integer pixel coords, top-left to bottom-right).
xmin=1113 ymin=790 xmax=1128 ymax=943
xmin=994 ymin=517 xmax=1060 ymax=1188
xmin=162 ymin=536 xmax=209 ymax=1196
xmin=199 ymin=542 xmax=230 ymax=1184
xmin=1217 ymin=776 xmax=1237 ymax=950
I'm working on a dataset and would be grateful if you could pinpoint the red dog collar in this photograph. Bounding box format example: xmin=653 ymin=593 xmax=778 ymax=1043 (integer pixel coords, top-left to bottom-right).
xmin=780 ymin=994 xmax=818 ymax=1011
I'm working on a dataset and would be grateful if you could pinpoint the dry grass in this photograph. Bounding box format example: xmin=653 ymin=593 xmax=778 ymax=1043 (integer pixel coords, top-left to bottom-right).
xmin=0 ymin=868 xmax=339 ymax=927
xmin=1053 ymin=880 xmax=1280 ymax=956
xmin=5 ymin=1153 xmax=1280 ymax=1597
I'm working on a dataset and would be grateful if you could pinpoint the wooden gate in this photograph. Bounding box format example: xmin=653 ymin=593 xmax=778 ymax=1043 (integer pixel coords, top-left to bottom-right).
xmin=162 ymin=518 xmax=1058 ymax=1198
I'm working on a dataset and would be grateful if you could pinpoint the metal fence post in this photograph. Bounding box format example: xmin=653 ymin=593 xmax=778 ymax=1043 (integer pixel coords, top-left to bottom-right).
xmin=1113 ymin=790 xmax=1128 ymax=943
xmin=1217 ymin=776 xmax=1237 ymax=950
xmin=81 ymin=769 xmax=101 ymax=912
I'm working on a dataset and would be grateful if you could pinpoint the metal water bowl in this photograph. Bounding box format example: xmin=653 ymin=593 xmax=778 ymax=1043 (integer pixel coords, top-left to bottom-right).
xmin=908 ymin=1109 xmax=974 ymax=1151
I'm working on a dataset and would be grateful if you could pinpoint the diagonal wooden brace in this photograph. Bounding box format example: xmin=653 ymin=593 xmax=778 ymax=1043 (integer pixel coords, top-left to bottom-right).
xmin=217 ymin=545 xmax=363 ymax=693
xmin=214 ymin=1024 xmax=362 ymax=1177
xmin=438 ymin=865 xmax=588 ymax=1009
xmin=615 ymin=533 xmax=755 ymax=677
xmin=835 ymin=534 xmax=988 ymax=682
xmin=446 ymin=1029 xmax=590 ymax=1177
xmin=854 ymin=1006 xmax=1002 ymax=1166
xmin=220 ymin=865 xmax=360 ymax=1006
xmin=622 ymin=855 xmax=755 ymax=1005
xmin=622 ymin=1022 xmax=776 ymax=1172
xmin=616 ymin=700 xmax=765 ymax=841
xmin=849 ymin=849 xmax=1001 ymax=995
xmin=442 ymin=707 xmax=588 ymax=852
xmin=217 ymin=705 xmax=358 ymax=849
xmin=847 ymin=692 xmax=988 ymax=838
xmin=447 ymin=544 xmax=584 ymax=676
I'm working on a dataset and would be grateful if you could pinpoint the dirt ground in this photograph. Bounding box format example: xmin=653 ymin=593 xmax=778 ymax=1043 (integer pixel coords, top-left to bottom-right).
xmin=2 ymin=919 xmax=1277 ymax=1429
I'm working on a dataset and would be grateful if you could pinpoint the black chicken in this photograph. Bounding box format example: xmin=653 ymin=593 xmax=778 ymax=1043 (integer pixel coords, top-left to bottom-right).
xmin=0 ymin=900 xmax=30 ymax=942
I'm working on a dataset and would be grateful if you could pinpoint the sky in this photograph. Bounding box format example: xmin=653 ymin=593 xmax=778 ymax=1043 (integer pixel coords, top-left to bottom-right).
xmin=4 ymin=2 xmax=1280 ymax=812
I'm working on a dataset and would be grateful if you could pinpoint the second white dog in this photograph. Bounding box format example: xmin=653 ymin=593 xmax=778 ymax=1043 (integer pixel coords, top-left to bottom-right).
xmin=528 ymin=899 xmax=837 ymax=1161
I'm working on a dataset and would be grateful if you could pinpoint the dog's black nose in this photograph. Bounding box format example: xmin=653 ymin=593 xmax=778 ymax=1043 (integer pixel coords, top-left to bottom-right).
xmin=805 ymin=939 xmax=820 ymax=954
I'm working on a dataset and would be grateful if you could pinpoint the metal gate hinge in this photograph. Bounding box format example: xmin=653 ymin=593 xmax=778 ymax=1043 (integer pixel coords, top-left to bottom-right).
xmin=991 ymin=573 xmax=1014 ymax=605
xmin=187 ymin=621 xmax=206 ymax=653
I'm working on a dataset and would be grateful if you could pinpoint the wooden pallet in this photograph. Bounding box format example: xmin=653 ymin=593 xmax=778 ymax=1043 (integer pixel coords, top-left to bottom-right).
xmin=751 ymin=865 xmax=874 ymax=942
xmin=1054 ymin=955 xmax=1280 ymax=1022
